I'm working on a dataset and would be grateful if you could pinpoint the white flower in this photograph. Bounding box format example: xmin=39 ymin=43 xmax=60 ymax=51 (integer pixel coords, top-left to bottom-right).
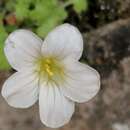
xmin=1 ymin=24 xmax=100 ymax=128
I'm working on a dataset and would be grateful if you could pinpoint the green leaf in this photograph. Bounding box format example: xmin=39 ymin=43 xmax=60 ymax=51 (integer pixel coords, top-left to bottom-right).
xmin=36 ymin=7 xmax=67 ymax=37
xmin=36 ymin=17 xmax=58 ymax=37
xmin=72 ymin=0 xmax=88 ymax=13
xmin=29 ymin=3 xmax=52 ymax=24
xmin=29 ymin=0 xmax=58 ymax=23
xmin=0 ymin=25 xmax=11 ymax=70
xmin=5 ymin=0 xmax=15 ymax=12
xmin=5 ymin=25 xmax=18 ymax=33
xmin=15 ymin=5 xmax=29 ymax=21
xmin=15 ymin=0 xmax=31 ymax=21
xmin=55 ymin=7 xmax=68 ymax=21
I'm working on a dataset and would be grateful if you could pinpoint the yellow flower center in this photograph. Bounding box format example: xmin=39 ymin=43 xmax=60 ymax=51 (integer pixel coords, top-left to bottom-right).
xmin=36 ymin=57 xmax=65 ymax=84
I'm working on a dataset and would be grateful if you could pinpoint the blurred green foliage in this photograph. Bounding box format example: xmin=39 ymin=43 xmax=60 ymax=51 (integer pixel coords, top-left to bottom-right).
xmin=0 ymin=22 xmax=10 ymax=69
xmin=0 ymin=13 xmax=11 ymax=70
xmin=0 ymin=0 xmax=88 ymax=70
xmin=71 ymin=0 xmax=88 ymax=13
xmin=14 ymin=0 xmax=88 ymax=37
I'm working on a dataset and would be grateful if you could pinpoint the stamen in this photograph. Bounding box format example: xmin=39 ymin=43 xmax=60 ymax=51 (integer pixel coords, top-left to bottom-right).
xmin=36 ymin=57 xmax=65 ymax=83
xmin=45 ymin=64 xmax=54 ymax=76
xmin=46 ymin=68 xmax=54 ymax=76
xmin=46 ymin=59 xmax=51 ymax=64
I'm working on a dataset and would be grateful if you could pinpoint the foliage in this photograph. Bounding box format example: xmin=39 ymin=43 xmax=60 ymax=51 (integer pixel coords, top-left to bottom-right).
xmin=0 ymin=20 xmax=10 ymax=70
xmin=0 ymin=0 xmax=89 ymax=70
xmin=71 ymin=0 xmax=88 ymax=13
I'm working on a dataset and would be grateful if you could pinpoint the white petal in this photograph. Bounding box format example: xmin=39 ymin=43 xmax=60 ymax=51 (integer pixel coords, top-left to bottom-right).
xmin=61 ymin=60 xmax=100 ymax=103
xmin=39 ymin=82 xmax=74 ymax=128
xmin=4 ymin=29 xmax=42 ymax=71
xmin=42 ymin=24 xmax=83 ymax=60
xmin=1 ymin=72 xmax=39 ymax=108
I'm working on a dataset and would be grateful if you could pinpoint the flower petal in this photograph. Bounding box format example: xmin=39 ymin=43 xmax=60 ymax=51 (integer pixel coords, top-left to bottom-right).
xmin=5 ymin=29 xmax=42 ymax=71
xmin=61 ymin=60 xmax=100 ymax=103
xmin=42 ymin=24 xmax=83 ymax=60
xmin=1 ymin=72 xmax=39 ymax=108
xmin=39 ymin=83 xmax=74 ymax=128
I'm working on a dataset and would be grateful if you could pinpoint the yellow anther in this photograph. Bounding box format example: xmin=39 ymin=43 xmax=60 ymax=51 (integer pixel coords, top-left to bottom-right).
xmin=45 ymin=64 xmax=50 ymax=69
xmin=45 ymin=63 xmax=54 ymax=76
xmin=46 ymin=68 xmax=54 ymax=76
xmin=46 ymin=59 xmax=51 ymax=64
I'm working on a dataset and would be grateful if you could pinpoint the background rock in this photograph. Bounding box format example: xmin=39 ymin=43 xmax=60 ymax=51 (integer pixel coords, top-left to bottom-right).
xmin=83 ymin=18 xmax=130 ymax=77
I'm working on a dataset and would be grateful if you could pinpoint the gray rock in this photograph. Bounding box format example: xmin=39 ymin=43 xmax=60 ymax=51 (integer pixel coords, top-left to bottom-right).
xmin=83 ymin=18 xmax=130 ymax=77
